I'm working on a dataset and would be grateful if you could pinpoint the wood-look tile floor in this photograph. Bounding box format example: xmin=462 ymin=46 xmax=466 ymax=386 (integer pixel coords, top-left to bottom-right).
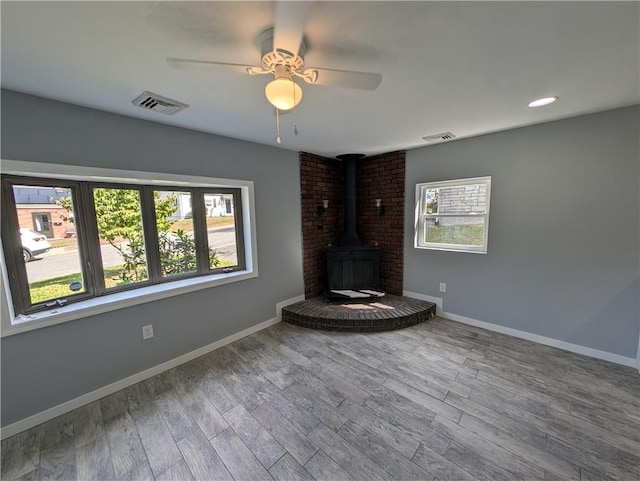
xmin=2 ymin=317 xmax=640 ymax=481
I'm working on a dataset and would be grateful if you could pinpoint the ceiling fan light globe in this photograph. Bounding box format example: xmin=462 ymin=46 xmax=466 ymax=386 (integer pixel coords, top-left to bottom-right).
xmin=265 ymin=78 xmax=303 ymax=110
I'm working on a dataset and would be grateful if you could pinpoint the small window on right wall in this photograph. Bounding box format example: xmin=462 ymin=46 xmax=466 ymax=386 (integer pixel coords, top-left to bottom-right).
xmin=415 ymin=176 xmax=491 ymax=254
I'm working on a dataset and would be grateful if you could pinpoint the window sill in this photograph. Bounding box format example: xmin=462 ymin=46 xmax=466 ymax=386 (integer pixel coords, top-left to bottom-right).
xmin=414 ymin=244 xmax=488 ymax=254
xmin=1 ymin=269 xmax=257 ymax=338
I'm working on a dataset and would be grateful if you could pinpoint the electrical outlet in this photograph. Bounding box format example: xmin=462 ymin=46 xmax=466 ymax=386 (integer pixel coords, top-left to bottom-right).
xmin=439 ymin=282 xmax=447 ymax=293
xmin=142 ymin=324 xmax=154 ymax=340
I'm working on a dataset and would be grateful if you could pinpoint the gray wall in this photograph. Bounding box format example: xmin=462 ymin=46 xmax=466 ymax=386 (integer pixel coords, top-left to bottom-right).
xmin=405 ymin=105 xmax=639 ymax=359
xmin=1 ymin=90 xmax=304 ymax=426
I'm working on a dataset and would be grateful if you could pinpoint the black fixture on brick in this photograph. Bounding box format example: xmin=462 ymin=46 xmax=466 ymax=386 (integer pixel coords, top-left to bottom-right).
xmin=317 ymin=199 xmax=329 ymax=216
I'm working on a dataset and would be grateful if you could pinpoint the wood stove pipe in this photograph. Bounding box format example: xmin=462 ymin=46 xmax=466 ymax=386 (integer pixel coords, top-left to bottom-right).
xmin=336 ymin=153 xmax=366 ymax=246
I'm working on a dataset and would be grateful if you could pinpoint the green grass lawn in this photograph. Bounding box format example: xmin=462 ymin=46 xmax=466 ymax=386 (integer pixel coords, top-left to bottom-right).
xmin=29 ymin=260 xmax=236 ymax=304
xmin=426 ymin=224 xmax=484 ymax=245
xmin=48 ymin=238 xmax=80 ymax=249
xmin=169 ymin=216 xmax=234 ymax=233
xmin=29 ymin=267 xmax=122 ymax=303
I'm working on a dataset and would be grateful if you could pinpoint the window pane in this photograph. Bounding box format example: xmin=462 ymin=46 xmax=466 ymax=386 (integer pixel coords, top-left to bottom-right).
xmin=156 ymin=190 xmax=197 ymax=277
xmin=93 ymin=187 xmax=148 ymax=287
xmin=423 ymin=188 xmax=439 ymax=214
xmin=203 ymin=193 xmax=238 ymax=268
xmin=14 ymin=184 xmax=86 ymax=304
xmin=424 ymin=216 xmax=485 ymax=246
xmin=424 ymin=183 xmax=488 ymax=215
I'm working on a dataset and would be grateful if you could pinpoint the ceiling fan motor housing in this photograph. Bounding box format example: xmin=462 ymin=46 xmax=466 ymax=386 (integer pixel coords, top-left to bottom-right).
xmin=259 ymin=27 xmax=306 ymax=72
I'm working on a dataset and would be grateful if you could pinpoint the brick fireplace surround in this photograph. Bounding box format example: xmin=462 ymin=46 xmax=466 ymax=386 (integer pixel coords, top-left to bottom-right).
xmin=286 ymin=150 xmax=436 ymax=332
xmin=299 ymin=150 xmax=406 ymax=298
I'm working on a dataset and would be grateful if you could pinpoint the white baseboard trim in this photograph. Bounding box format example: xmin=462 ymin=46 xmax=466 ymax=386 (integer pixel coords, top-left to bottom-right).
xmin=403 ymin=290 xmax=443 ymax=314
xmin=276 ymin=294 xmax=305 ymax=321
xmin=403 ymin=291 xmax=636 ymax=368
xmin=636 ymin=331 xmax=640 ymax=373
xmin=440 ymin=310 xmax=637 ymax=368
xmin=1 ymin=294 xmax=303 ymax=440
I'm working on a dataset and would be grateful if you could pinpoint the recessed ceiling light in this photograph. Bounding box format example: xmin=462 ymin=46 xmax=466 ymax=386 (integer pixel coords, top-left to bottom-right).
xmin=528 ymin=96 xmax=559 ymax=108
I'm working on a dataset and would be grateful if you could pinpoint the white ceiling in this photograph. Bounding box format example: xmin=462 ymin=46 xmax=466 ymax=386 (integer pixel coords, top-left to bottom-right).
xmin=2 ymin=1 xmax=638 ymax=158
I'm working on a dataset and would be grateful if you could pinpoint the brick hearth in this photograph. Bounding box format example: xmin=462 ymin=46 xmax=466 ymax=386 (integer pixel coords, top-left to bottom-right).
xmin=282 ymin=295 xmax=436 ymax=332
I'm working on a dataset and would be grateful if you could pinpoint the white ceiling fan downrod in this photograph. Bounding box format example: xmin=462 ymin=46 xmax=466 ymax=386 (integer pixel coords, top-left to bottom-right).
xmin=293 ymin=80 xmax=299 ymax=136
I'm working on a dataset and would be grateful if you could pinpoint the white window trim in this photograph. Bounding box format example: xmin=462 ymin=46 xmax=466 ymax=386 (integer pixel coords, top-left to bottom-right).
xmin=0 ymin=160 xmax=258 ymax=337
xmin=414 ymin=176 xmax=491 ymax=254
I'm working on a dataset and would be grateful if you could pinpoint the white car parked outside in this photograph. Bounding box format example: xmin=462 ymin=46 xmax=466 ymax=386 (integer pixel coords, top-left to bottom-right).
xmin=20 ymin=228 xmax=51 ymax=261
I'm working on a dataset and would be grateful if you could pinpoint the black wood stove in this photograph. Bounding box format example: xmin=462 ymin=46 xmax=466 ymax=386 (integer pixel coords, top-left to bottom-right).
xmin=325 ymin=154 xmax=384 ymax=300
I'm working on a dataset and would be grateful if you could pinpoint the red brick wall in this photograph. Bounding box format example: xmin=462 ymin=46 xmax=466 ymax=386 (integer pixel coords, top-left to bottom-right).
xmin=16 ymin=207 xmax=75 ymax=238
xmin=299 ymin=152 xmax=344 ymax=298
xmin=299 ymin=151 xmax=406 ymax=298
xmin=357 ymin=151 xmax=406 ymax=295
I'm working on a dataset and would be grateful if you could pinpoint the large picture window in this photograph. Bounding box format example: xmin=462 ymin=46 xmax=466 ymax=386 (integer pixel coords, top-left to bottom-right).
xmin=1 ymin=174 xmax=247 ymax=319
xmin=415 ymin=176 xmax=491 ymax=254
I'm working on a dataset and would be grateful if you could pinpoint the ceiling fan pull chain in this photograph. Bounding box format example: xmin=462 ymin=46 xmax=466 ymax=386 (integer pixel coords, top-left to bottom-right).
xmin=276 ymin=108 xmax=282 ymax=144
xmin=293 ymin=82 xmax=299 ymax=135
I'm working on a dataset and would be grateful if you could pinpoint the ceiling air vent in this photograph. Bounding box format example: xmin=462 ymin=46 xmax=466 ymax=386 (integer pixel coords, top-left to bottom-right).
xmin=131 ymin=91 xmax=189 ymax=115
xmin=422 ymin=132 xmax=457 ymax=143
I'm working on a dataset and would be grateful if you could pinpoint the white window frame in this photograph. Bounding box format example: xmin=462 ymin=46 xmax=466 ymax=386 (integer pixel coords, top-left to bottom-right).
xmin=414 ymin=176 xmax=491 ymax=254
xmin=0 ymin=160 xmax=258 ymax=337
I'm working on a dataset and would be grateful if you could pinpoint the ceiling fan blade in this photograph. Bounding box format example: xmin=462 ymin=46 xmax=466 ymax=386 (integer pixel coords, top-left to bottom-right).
xmin=273 ymin=2 xmax=312 ymax=56
xmin=301 ymin=67 xmax=382 ymax=90
xmin=167 ymin=57 xmax=257 ymax=75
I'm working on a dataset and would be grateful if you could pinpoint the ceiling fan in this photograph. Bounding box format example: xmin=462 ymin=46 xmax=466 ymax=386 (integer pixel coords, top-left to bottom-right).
xmin=166 ymin=2 xmax=382 ymax=142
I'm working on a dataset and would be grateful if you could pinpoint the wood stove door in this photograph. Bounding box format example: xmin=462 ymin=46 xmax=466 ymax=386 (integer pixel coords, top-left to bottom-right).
xmin=326 ymin=247 xmax=381 ymax=291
